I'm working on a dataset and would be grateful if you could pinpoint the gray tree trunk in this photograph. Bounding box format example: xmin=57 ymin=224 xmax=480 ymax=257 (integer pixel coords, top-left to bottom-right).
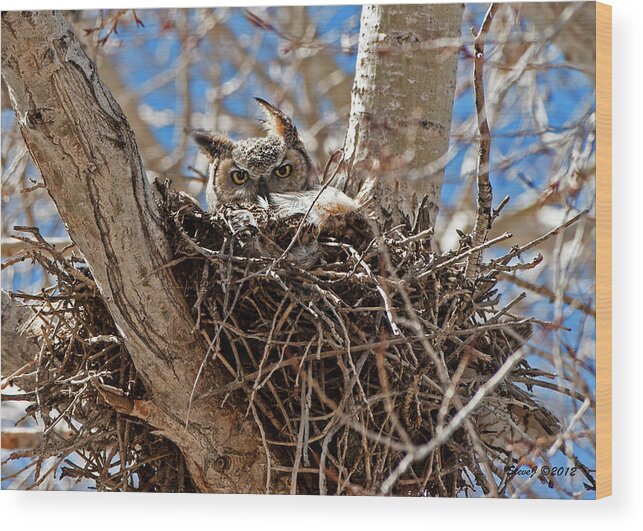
xmin=337 ymin=3 xmax=463 ymax=232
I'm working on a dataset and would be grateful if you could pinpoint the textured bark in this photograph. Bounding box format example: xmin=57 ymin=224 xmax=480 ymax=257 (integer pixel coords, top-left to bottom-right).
xmin=1 ymin=11 xmax=267 ymax=493
xmin=337 ymin=4 xmax=463 ymax=232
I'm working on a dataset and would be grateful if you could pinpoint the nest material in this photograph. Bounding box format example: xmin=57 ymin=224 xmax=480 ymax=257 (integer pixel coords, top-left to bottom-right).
xmin=2 ymin=182 xmax=594 ymax=496
xmin=2 ymin=228 xmax=194 ymax=492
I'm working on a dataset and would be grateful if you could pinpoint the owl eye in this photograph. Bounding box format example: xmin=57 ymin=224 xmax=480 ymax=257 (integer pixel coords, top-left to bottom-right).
xmin=230 ymin=169 xmax=249 ymax=185
xmin=273 ymin=163 xmax=293 ymax=178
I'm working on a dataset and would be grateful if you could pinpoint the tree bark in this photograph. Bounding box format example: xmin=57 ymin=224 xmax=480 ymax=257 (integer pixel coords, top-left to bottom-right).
xmin=337 ymin=3 xmax=463 ymax=232
xmin=1 ymin=11 xmax=268 ymax=493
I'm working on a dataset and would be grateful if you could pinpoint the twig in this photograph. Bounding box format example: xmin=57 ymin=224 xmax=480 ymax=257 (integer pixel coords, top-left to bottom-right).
xmin=418 ymin=231 xmax=512 ymax=279
xmin=498 ymin=271 xmax=595 ymax=317
xmin=380 ymin=345 xmax=526 ymax=495
xmin=490 ymin=209 xmax=590 ymax=266
xmin=465 ymin=3 xmax=500 ymax=279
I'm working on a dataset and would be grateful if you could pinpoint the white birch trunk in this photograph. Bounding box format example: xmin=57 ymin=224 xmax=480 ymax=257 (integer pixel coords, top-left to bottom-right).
xmin=337 ymin=4 xmax=463 ymax=232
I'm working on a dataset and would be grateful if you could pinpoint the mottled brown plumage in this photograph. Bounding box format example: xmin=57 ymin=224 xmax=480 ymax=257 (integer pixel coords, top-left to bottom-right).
xmin=192 ymin=98 xmax=315 ymax=211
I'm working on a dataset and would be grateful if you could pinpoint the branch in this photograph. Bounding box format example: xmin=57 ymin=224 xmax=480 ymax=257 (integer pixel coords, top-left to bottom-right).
xmin=498 ymin=271 xmax=596 ymax=317
xmin=1 ymin=290 xmax=40 ymax=391
xmin=1 ymin=427 xmax=43 ymax=450
xmin=521 ymin=2 xmax=596 ymax=81
xmin=465 ymin=3 xmax=500 ymax=279
xmin=380 ymin=344 xmax=527 ymax=494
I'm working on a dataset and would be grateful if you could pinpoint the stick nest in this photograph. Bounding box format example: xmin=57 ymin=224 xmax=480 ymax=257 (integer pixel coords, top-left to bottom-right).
xmin=2 ymin=181 xmax=594 ymax=496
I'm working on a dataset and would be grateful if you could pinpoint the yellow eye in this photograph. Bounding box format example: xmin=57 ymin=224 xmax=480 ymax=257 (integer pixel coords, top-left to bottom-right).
xmin=230 ymin=169 xmax=249 ymax=185
xmin=273 ymin=163 xmax=293 ymax=178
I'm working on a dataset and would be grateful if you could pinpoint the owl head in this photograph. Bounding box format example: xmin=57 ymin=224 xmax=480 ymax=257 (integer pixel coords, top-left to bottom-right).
xmin=192 ymin=98 xmax=315 ymax=211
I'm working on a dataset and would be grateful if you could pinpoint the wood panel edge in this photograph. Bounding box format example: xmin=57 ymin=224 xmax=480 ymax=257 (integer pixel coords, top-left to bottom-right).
xmin=595 ymin=0 xmax=612 ymax=500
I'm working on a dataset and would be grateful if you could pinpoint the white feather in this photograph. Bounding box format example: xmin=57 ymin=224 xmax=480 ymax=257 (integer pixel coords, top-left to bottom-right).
xmin=269 ymin=187 xmax=358 ymax=227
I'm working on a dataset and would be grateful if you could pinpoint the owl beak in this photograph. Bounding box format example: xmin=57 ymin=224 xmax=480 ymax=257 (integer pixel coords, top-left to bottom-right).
xmin=257 ymin=176 xmax=269 ymax=203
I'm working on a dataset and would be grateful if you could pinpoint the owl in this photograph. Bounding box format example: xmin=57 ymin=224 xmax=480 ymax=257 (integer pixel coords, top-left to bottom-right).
xmin=191 ymin=98 xmax=316 ymax=211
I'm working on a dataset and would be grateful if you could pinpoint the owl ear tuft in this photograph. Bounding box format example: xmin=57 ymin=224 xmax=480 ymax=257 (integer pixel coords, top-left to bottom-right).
xmin=255 ymin=98 xmax=300 ymax=145
xmin=189 ymin=129 xmax=234 ymax=159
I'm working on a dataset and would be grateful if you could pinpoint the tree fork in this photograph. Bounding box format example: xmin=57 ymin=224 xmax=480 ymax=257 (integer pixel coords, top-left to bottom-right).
xmin=1 ymin=10 xmax=270 ymax=493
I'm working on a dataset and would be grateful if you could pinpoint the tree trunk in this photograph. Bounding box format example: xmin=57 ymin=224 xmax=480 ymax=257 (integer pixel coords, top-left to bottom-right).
xmin=1 ymin=11 xmax=269 ymax=493
xmin=337 ymin=3 xmax=463 ymax=232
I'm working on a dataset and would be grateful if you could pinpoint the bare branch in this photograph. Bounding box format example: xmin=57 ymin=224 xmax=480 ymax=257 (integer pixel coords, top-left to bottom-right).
xmin=465 ymin=3 xmax=500 ymax=279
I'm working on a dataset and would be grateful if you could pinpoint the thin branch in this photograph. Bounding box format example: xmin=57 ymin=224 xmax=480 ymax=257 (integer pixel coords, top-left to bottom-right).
xmin=498 ymin=271 xmax=595 ymax=318
xmin=380 ymin=345 xmax=527 ymax=495
xmin=465 ymin=3 xmax=500 ymax=279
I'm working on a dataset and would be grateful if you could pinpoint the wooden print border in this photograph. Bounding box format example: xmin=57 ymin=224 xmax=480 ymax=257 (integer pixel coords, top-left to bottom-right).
xmin=596 ymin=1 xmax=612 ymax=499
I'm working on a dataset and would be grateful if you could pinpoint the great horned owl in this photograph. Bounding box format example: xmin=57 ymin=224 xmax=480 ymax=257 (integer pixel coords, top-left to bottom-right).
xmin=192 ymin=98 xmax=315 ymax=211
